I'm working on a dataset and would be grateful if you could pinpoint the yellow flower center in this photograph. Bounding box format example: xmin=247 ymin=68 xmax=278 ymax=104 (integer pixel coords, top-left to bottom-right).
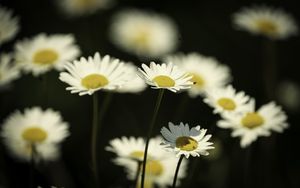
xmin=217 ymin=97 xmax=236 ymax=111
xmin=152 ymin=75 xmax=175 ymax=87
xmin=256 ymin=20 xmax=278 ymax=36
xmin=33 ymin=49 xmax=59 ymax=65
xmin=190 ymin=73 xmax=205 ymax=88
xmin=132 ymin=28 xmax=150 ymax=49
xmin=176 ymin=136 xmax=198 ymax=151
xmin=241 ymin=112 xmax=264 ymax=129
xmin=145 ymin=160 xmax=164 ymax=176
xmin=22 ymin=127 xmax=47 ymax=143
xmin=81 ymin=74 xmax=109 ymax=89
xmin=129 ymin=151 xmax=144 ymax=160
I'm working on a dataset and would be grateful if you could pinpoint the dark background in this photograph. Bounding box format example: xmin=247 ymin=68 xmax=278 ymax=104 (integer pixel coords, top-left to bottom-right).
xmin=0 ymin=0 xmax=299 ymax=187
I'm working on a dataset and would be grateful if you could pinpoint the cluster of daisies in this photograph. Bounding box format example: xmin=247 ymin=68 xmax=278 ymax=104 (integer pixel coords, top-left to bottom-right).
xmin=105 ymin=125 xmax=214 ymax=187
xmin=0 ymin=2 xmax=297 ymax=188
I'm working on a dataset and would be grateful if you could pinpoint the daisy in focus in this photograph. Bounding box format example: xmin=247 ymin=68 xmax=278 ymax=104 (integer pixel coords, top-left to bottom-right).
xmin=160 ymin=122 xmax=214 ymax=158
xmin=204 ymin=85 xmax=250 ymax=115
xmin=0 ymin=53 xmax=21 ymax=88
xmin=233 ymin=5 xmax=298 ymax=40
xmin=0 ymin=6 xmax=19 ymax=46
xmin=109 ymin=9 xmax=178 ymax=58
xmin=106 ymin=136 xmax=187 ymax=188
xmin=115 ymin=62 xmax=146 ymax=93
xmin=165 ymin=53 xmax=231 ymax=97
xmin=1 ymin=107 xmax=69 ymax=161
xmin=138 ymin=62 xmax=193 ymax=93
xmin=57 ymin=0 xmax=113 ymax=17
xmin=59 ymin=52 xmax=130 ymax=96
xmin=14 ymin=33 xmax=80 ymax=76
xmin=217 ymin=99 xmax=288 ymax=148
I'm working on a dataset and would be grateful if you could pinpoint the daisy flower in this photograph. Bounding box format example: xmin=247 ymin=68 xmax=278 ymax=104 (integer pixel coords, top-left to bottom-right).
xmin=217 ymin=99 xmax=288 ymax=148
xmin=109 ymin=9 xmax=178 ymax=58
xmin=138 ymin=62 xmax=193 ymax=93
xmin=14 ymin=33 xmax=80 ymax=76
xmin=204 ymin=85 xmax=250 ymax=115
xmin=165 ymin=53 xmax=231 ymax=97
xmin=106 ymin=136 xmax=147 ymax=162
xmin=233 ymin=5 xmax=298 ymax=40
xmin=160 ymin=122 xmax=214 ymax=158
xmin=56 ymin=0 xmax=113 ymax=17
xmin=0 ymin=53 xmax=21 ymax=87
xmin=59 ymin=52 xmax=130 ymax=96
xmin=0 ymin=6 xmax=19 ymax=46
xmin=115 ymin=62 xmax=146 ymax=93
xmin=1 ymin=107 xmax=69 ymax=161
xmin=106 ymin=136 xmax=187 ymax=187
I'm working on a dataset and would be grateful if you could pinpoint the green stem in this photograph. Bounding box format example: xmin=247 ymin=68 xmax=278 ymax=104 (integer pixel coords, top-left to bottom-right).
xmin=90 ymin=92 xmax=112 ymax=187
xmin=134 ymin=161 xmax=142 ymax=188
xmin=91 ymin=93 xmax=99 ymax=187
xmin=172 ymin=155 xmax=184 ymax=188
xmin=29 ymin=144 xmax=37 ymax=188
xmin=140 ymin=89 xmax=165 ymax=188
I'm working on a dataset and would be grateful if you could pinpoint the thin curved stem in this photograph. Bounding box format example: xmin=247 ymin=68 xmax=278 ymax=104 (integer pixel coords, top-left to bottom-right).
xmin=140 ymin=89 xmax=165 ymax=188
xmin=172 ymin=155 xmax=184 ymax=188
xmin=134 ymin=161 xmax=142 ymax=188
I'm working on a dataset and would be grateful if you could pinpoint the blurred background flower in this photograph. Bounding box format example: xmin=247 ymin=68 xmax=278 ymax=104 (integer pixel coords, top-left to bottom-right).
xmin=14 ymin=33 xmax=80 ymax=76
xmin=109 ymin=9 xmax=178 ymax=58
xmin=165 ymin=53 xmax=232 ymax=97
xmin=56 ymin=0 xmax=114 ymax=17
xmin=0 ymin=6 xmax=19 ymax=46
xmin=0 ymin=53 xmax=20 ymax=89
xmin=106 ymin=136 xmax=187 ymax=188
xmin=233 ymin=5 xmax=298 ymax=40
xmin=1 ymin=107 xmax=69 ymax=161
xmin=0 ymin=0 xmax=299 ymax=188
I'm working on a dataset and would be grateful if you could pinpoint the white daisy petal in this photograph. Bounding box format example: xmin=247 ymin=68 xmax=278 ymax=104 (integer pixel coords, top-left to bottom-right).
xmin=1 ymin=107 xmax=69 ymax=162
xmin=138 ymin=61 xmax=193 ymax=93
xmin=165 ymin=52 xmax=231 ymax=97
xmin=204 ymin=85 xmax=250 ymax=115
xmin=218 ymin=98 xmax=288 ymax=148
xmin=114 ymin=62 xmax=147 ymax=93
xmin=233 ymin=5 xmax=298 ymax=40
xmin=0 ymin=6 xmax=19 ymax=46
xmin=160 ymin=122 xmax=214 ymax=158
xmin=0 ymin=53 xmax=21 ymax=87
xmin=59 ymin=52 xmax=131 ymax=96
xmin=106 ymin=136 xmax=187 ymax=187
xmin=14 ymin=33 xmax=81 ymax=76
